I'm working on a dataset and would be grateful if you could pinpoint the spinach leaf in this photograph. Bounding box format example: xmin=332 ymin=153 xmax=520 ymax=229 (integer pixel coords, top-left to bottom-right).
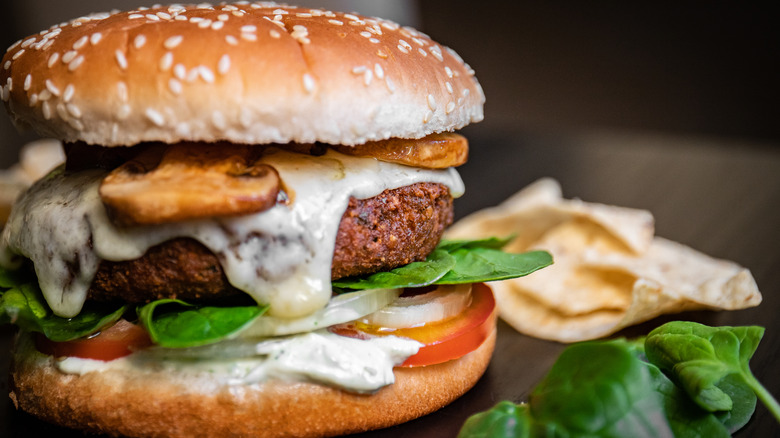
xmin=138 ymin=299 xmax=267 ymax=348
xmin=438 ymin=236 xmax=515 ymax=252
xmin=333 ymin=238 xmax=552 ymax=291
xmin=645 ymin=321 xmax=780 ymax=423
xmin=437 ymin=249 xmax=552 ymax=285
xmin=458 ymin=401 xmax=531 ymax=438
xmin=332 ymin=249 xmax=455 ymax=290
xmin=0 ymin=275 xmax=126 ymax=342
xmin=529 ymin=340 xmax=674 ymax=437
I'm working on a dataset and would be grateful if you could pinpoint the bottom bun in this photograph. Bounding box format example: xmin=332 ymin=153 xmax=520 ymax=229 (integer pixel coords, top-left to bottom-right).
xmin=10 ymin=325 xmax=496 ymax=438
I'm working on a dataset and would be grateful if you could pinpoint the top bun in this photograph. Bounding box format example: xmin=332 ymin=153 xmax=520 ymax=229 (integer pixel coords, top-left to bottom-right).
xmin=0 ymin=3 xmax=484 ymax=147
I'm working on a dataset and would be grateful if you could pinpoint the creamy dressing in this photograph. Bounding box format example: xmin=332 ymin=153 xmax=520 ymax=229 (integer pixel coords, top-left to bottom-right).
xmin=0 ymin=149 xmax=464 ymax=318
xmin=53 ymin=330 xmax=422 ymax=393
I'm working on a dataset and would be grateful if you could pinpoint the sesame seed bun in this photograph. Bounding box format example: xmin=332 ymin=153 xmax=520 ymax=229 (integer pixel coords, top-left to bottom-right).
xmin=10 ymin=325 xmax=496 ymax=438
xmin=1 ymin=3 xmax=484 ymax=147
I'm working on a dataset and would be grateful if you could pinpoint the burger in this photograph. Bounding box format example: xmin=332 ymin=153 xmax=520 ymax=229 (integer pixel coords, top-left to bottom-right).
xmin=0 ymin=3 xmax=550 ymax=437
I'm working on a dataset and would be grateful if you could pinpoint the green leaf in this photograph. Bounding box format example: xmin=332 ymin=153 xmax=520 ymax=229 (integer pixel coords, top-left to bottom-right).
xmin=436 ymin=249 xmax=552 ymax=284
xmin=332 ymin=249 xmax=455 ymax=290
xmin=458 ymin=401 xmax=531 ymax=438
xmin=138 ymin=299 xmax=268 ymax=348
xmin=529 ymin=340 xmax=673 ymax=437
xmin=437 ymin=236 xmax=514 ymax=252
xmin=645 ymin=322 xmax=763 ymax=411
xmin=0 ymin=281 xmax=126 ymax=342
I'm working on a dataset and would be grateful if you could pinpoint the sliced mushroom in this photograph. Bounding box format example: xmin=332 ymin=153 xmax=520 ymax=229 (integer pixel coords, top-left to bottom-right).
xmin=100 ymin=143 xmax=280 ymax=226
xmin=332 ymin=132 xmax=468 ymax=169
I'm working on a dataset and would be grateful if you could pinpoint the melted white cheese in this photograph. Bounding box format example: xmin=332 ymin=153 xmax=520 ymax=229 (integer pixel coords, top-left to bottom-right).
xmin=0 ymin=149 xmax=464 ymax=318
xmin=53 ymin=330 xmax=422 ymax=393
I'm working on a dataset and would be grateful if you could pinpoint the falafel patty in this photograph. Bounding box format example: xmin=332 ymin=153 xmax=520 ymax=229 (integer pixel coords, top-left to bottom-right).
xmin=87 ymin=182 xmax=453 ymax=303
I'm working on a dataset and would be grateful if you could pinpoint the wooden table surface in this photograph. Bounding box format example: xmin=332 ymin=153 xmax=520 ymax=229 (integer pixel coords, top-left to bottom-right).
xmin=2 ymin=127 xmax=779 ymax=437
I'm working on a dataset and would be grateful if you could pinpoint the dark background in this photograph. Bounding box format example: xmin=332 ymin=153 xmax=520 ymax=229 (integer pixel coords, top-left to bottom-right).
xmin=2 ymin=1 xmax=779 ymax=437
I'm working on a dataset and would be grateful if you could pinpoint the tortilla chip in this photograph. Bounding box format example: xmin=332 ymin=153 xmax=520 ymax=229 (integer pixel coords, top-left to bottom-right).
xmin=447 ymin=178 xmax=762 ymax=342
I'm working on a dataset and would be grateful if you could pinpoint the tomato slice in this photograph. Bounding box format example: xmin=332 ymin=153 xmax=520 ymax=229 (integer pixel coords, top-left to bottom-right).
xmin=35 ymin=319 xmax=152 ymax=361
xmin=330 ymin=283 xmax=496 ymax=367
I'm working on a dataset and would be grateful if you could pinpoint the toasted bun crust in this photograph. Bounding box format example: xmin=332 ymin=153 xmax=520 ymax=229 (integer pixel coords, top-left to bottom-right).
xmin=11 ymin=326 xmax=495 ymax=438
xmin=1 ymin=3 xmax=484 ymax=147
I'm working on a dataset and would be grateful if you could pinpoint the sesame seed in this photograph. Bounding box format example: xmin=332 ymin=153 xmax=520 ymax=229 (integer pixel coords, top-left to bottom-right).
xmin=418 ymin=48 xmax=427 ymax=57
xmin=212 ymin=110 xmax=226 ymax=129
xmin=42 ymin=40 xmax=55 ymax=51
xmin=369 ymin=38 xmax=380 ymax=44
xmin=343 ymin=13 xmax=360 ymax=21
xmin=446 ymin=82 xmax=453 ymax=94
xmin=423 ymin=110 xmax=432 ymax=123
xmin=73 ymin=36 xmax=89 ymax=50
xmin=159 ymin=52 xmax=174 ymax=71
xmin=117 ymin=81 xmax=128 ymax=101
xmin=24 ymin=74 xmax=32 ymax=91
xmin=39 ymin=89 xmax=52 ymax=101
xmin=241 ymin=33 xmax=257 ymax=42
xmin=164 ymin=35 xmax=184 ymax=49
xmin=90 ymin=32 xmax=102 ymax=45
xmin=225 ymin=35 xmax=239 ymax=45
xmin=174 ymin=15 xmax=187 ymax=21
xmin=198 ymin=19 xmax=213 ymax=29
xmin=427 ymin=94 xmax=437 ymax=111
xmin=12 ymin=49 xmax=26 ymax=60
xmin=145 ymin=14 xmax=160 ymax=21
xmin=446 ymin=101 xmax=456 ymax=114
xmin=62 ymin=51 xmax=77 ymax=64
xmin=63 ymin=84 xmax=75 ymax=102
xmin=173 ymin=64 xmax=186 ymax=79
xmin=175 ymin=122 xmax=191 ymax=136
xmin=198 ymin=66 xmax=215 ymax=83
xmin=186 ymin=68 xmax=199 ymax=82
xmin=145 ymin=108 xmax=165 ymax=126
xmin=302 ymin=73 xmax=315 ymax=93
xmin=269 ymin=29 xmax=281 ymax=38
xmin=211 ymin=21 xmax=224 ymax=30
xmin=117 ymin=104 xmax=131 ymax=120
xmin=296 ymin=13 xmax=312 ymax=18
xmin=56 ymin=103 xmax=69 ymax=120
xmin=328 ymin=19 xmax=343 ymax=25
xmin=128 ymin=14 xmax=143 ymax=19
xmin=5 ymin=77 xmax=11 ymax=92
xmin=218 ymin=54 xmax=230 ymax=74
xmin=21 ymin=37 xmax=37 ymax=49
xmin=232 ymin=10 xmax=245 ymax=17
xmin=168 ymin=78 xmax=183 ymax=94
xmin=134 ymin=34 xmax=147 ymax=49
xmin=45 ymin=79 xmax=61 ymax=96
xmin=218 ymin=14 xmax=229 ymax=21
xmin=377 ymin=49 xmax=388 ymax=59
xmin=374 ymin=64 xmax=384 ymax=79
xmin=363 ymin=70 xmax=373 ymax=86
xmin=445 ymin=66 xmax=453 ymax=78
xmin=69 ymin=118 xmax=85 ymax=131
xmin=360 ymin=31 xmax=371 ymax=38
xmin=396 ymin=45 xmax=409 ymax=54
xmin=462 ymin=89 xmax=470 ymax=97
xmin=114 ymin=50 xmax=127 ymax=70
xmin=3 ymin=60 xmax=11 ymax=70
xmin=1 ymin=85 xmax=8 ymax=102
xmin=8 ymin=39 xmax=22 ymax=51
xmin=29 ymin=93 xmax=38 ymax=105
xmin=429 ymin=46 xmax=444 ymax=62
xmin=190 ymin=17 xmax=203 ymax=23
xmin=385 ymin=76 xmax=395 ymax=93
xmin=273 ymin=8 xmax=289 ymax=15
xmin=66 ymin=103 xmax=82 ymax=118
xmin=241 ymin=25 xmax=257 ymax=32
xmin=68 ymin=55 xmax=84 ymax=71
xmin=42 ymin=102 xmax=52 ymax=119
xmin=157 ymin=12 xmax=171 ymax=20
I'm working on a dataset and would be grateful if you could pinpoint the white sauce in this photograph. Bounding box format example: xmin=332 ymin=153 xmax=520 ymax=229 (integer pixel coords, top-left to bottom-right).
xmin=0 ymin=149 xmax=464 ymax=318
xmin=54 ymin=330 xmax=422 ymax=393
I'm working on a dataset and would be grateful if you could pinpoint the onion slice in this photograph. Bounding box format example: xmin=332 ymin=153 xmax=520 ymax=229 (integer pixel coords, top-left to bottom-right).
xmin=360 ymin=284 xmax=472 ymax=329
xmin=240 ymin=288 xmax=402 ymax=338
